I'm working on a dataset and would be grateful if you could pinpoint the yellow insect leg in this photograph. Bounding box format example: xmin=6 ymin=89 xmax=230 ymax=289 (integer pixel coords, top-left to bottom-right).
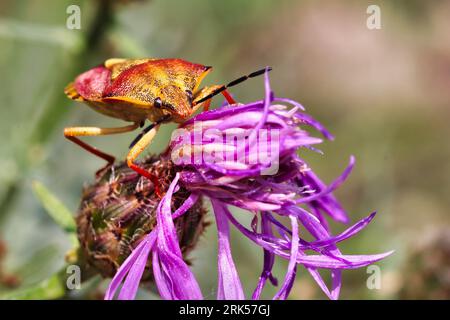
xmin=126 ymin=125 xmax=163 ymax=197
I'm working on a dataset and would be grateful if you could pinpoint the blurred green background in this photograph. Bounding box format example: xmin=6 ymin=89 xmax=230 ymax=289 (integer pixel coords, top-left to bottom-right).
xmin=0 ymin=0 xmax=449 ymax=299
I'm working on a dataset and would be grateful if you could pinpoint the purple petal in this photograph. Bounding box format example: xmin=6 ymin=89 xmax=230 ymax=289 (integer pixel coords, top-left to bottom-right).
xmin=236 ymin=68 xmax=272 ymax=163
xmin=272 ymin=97 xmax=306 ymax=111
xmin=297 ymin=160 xmax=350 ymax=224
xmin=156 ymin=173 xmax=183 ymax=256
xmin=252 ymin=213 xmax=278 ymax=300
xmin=153 ymin=249 xmax=203 ymax=299
xmin=285 ymin=205 xmax=342 ymax=299
xmin=117 ymin=231 xmax=157 ymax=300
xmin=310 ymin=212 xmax=377 ymax=248
xmin=293 ymin=112 xmax=334 ymax=140
xmin=173 ymin=192 xmax=200 ymax=219
xmin=211 ymin=199 xmax=245 ymax=300
xmin=152 ymin=250 xmax=172 ymax=299
xmin=214 ymin=112 xmax=288 ymax=130
xmin=297 ymin=156 xmax=355 ymax=204
xmin=184 ymin=101 xmax=263 ymax=124
xmin=311 ymin=206 xmax=330 ymax=232
xmin=104 ymin=231 xmax=154 ymax=300
xmin=296 ymin=251 xmax=394 ymax=268
xmin=155 ymin=173 xmax=203 ymax=299
xmin=273 ymin=215 xmax=299 ymax=300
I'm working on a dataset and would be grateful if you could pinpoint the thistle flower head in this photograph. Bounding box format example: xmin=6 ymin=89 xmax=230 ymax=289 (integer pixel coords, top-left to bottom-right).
xmin=100 ymin=70 xmax=392 ymax=300
xmin=77 ymin=157 xmax=207 ymax=281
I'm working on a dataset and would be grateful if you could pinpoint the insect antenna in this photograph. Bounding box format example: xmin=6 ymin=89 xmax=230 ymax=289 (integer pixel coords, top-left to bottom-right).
xmin=194 ymin=66 xmax=272 ymax=105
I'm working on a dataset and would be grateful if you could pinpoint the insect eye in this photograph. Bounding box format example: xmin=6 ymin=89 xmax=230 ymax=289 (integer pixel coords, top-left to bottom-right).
xmin=154 ymin=97 xmax=162 ymax=108
xmin=185 ymin=90 xmax=193 ymax=105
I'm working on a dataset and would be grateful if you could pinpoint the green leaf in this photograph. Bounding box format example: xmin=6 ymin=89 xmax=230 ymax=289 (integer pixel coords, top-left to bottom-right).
xmin=32 ymin=181 xmax=76 ymax=233
xmin=1 ymin=272 xmax=66 ymax=300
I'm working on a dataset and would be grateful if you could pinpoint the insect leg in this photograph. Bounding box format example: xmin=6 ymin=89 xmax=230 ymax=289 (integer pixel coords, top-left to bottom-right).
xmin=203 ymin=98 xmax=211 ymax=112
xmin=221 ymin=90 xmax=236 ymax=104
xmin=126 ymin=125 xmax=163 ymax=198
xmin=64 ymin=123 xmax=139 ymax=166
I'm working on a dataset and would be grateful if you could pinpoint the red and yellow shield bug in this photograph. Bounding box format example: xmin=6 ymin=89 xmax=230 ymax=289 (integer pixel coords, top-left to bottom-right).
xmin=64 ymin=58 xmax=270 ymax=196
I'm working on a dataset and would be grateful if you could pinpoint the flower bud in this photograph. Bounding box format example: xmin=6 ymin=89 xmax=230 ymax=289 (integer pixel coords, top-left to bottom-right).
xmin=76 ymin=156 xmax=208 ymax=279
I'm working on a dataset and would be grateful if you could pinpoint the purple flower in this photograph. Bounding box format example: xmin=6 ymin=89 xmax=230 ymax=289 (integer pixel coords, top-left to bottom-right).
xmin=105 ymin=69 xmax=392 ymax=300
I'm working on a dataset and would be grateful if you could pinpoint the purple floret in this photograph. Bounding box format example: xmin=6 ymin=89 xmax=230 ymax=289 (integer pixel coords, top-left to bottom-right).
xmin=105 ymin=69 xmax=392 ymax=300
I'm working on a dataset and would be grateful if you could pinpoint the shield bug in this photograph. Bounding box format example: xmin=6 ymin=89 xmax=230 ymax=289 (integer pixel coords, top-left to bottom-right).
xmin=64 ymin=58 xmax=271 ymax=196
